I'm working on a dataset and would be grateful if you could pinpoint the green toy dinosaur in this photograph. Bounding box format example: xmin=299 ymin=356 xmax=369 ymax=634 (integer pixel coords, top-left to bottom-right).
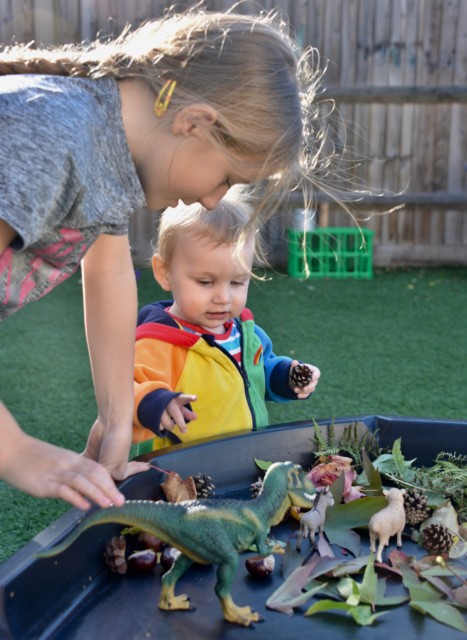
xmin=38 ymin=461 xmax=315 ymax=627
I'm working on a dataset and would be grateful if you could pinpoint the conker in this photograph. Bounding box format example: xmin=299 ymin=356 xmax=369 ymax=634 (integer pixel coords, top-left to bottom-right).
xmin=245 ymin=554 xmax=275 ymax=577
xmin=127 ymin=549 xmax=157 ymax=573
xmin=137 ymin=532 xmax=164 ymax=554
xmin=160 ymin=546 xmax=180 ymax=572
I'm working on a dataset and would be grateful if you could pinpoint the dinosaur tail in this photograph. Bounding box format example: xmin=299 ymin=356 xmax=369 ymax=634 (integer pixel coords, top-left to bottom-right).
xmin=36 ymin=501 xmax=168 ymax=559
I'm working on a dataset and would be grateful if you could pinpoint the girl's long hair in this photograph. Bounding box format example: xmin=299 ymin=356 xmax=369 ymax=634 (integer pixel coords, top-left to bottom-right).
xmin=0 ymin=5 xmax=333 ymax=226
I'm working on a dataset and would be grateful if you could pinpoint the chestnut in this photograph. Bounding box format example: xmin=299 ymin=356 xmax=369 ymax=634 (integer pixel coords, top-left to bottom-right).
xmin=245 ymin=554 xmax=275 ymax=577
xmin=160 ymin=546 xmax=180 ymax=572
xmin=137 ymin=532 xmax=164 ymax=554
xmin=127 ymin=548 xmax=157 ymax=573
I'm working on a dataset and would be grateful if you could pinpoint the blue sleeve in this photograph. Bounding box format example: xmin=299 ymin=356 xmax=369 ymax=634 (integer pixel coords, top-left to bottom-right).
xmin=137 ymin=389 xmax=194 ymax=444
xmin=253 ymin=324 xmax=296 ymax=402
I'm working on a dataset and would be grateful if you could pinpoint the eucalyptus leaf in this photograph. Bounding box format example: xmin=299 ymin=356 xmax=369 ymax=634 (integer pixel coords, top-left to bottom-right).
xmin=330 ymin=554 xmax=371 ymax=577
xmin=400 ymin=565 xmax=443 ymax=602
xmin=338 ymin=576 xmax=361 ymax=604
xmin=359 ymin=553 xmax=378 ymax=608
xmin=375 ymin=578 xmax=409 ymax=607
xmin=361 ymin=449 xmax=383 ymax=492
xmin=324 ymin=496 xmax=387 ymax=556
xmin=305 ymin=600 xmax=387 ymax=626
xmin=410 ymin=600 xmax=467 ymax=633
xmin=266 ymin=555 xmax=341 ymax=615
xmin=253 ymin=458 xmax=273 ymax=471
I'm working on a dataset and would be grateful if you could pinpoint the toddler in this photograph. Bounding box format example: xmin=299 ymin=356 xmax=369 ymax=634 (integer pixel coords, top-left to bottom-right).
xmin=133 ymin=196 xmax=320 ymax=452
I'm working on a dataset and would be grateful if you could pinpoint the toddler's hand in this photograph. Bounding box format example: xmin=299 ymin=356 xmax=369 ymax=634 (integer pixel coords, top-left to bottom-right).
xmin=289 ymin=360 xmax=321 ymax=399
xmin=160 ymin=394 xmax=197 ymax=434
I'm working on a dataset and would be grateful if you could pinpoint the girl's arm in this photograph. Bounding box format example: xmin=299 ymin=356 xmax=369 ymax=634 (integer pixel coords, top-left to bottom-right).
xmin=0 ymin=219 xmax=17 ymax=253
xmin=0 ymin=401 xmax=125 ymax=509
xmin=80 ymin=233 xmax=148 ymax=479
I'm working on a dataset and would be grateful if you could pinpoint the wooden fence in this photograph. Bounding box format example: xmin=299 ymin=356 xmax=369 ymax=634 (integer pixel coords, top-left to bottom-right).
xmin=1 ymin=0 xmax=466 ymax=267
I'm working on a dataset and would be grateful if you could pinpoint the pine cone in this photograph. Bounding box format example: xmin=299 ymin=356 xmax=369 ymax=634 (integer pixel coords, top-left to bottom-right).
xmin=250 ymin=477 xmax=263 ymax=498
xmin=421 ymin=524 xmax=454 ymax=554
xmin=104 ymin=535 xmax=128 ymax=574
xmin=404 ymin=488 xmax=431 ymax=525
xmin=289 ymin=363 xmax=313 ymax=389
xmin=193 ymin=473 xmax=216 ymax=498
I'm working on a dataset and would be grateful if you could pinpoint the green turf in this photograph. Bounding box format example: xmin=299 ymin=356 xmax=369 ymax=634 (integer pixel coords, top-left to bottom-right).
xmin=1 ymin=266 xmax=466 ymax=562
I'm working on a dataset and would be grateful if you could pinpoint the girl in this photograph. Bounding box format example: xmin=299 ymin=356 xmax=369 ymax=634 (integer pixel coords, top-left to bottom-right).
xmin=0 ymin=7 xmax=325 ymax=509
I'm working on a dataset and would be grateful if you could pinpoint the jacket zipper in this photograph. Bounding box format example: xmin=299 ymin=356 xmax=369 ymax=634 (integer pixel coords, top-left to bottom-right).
xmin=201 ymin=325 xmax=257 ymax=430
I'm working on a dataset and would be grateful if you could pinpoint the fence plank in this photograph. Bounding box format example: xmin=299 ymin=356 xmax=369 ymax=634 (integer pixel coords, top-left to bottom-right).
xmin=1 ymin=0 xmax=466 ymax=266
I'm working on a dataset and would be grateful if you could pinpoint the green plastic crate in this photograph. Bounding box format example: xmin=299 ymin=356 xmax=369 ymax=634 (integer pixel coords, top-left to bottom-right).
xmin=288 ymin=227 xmax=375 ymax=279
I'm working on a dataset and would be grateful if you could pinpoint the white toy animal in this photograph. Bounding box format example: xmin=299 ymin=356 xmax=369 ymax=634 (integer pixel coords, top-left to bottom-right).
xmin=296 ymin=487 xmax=335 ymax=551
xmin=369 ymin=488 xmax=406 ymax=562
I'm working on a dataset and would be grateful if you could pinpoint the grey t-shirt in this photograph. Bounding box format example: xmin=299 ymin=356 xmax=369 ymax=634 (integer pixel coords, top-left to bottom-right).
xmin=0 ymin=74 xmax=146 ymax=319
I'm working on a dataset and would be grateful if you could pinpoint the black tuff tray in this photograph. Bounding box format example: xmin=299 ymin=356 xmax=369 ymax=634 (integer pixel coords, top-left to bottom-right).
xmin=0 ymin=415 xmax=466 ymax=639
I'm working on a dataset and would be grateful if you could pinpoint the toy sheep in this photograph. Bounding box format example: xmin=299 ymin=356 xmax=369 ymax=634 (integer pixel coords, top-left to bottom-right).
xmin=369 ymin=488 xmax=406 ymax=562
xmin=296 ymin=487 xmax=334 ymax=551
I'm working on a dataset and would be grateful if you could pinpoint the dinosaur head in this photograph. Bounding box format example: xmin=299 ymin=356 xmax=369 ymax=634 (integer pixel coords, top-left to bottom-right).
xmin=263 ymin=461 xmax=315 ymax=509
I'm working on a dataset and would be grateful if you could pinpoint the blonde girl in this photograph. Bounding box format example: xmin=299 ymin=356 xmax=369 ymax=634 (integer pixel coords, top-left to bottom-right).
xmin=0 ymin=6 xmax=325 ymax=510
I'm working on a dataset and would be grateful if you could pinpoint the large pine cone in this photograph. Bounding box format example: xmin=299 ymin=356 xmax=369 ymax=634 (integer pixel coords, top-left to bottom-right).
xmin=193 ymin=473 xmax=216 ymax=498
xmin=404 ymin=488 xmax=431 ymax=526
xmin=421 ymin=524 xmax=454 ymax=554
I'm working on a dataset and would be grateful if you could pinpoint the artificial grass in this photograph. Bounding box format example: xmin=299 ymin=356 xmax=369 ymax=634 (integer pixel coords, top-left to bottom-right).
xmin=1 ymin=266 xmax=466 ymax=562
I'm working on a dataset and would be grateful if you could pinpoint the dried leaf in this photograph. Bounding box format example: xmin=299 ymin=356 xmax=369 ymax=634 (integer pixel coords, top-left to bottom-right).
xmin=317 ymin=535 xmax=335 ymax=557
xmin=420 ymin=500 xmax=459 ymax=534
xmin=160 ymin=472 xmax=197 ymax=502
xmin=388 ymin=548 xmax=411 ymax=567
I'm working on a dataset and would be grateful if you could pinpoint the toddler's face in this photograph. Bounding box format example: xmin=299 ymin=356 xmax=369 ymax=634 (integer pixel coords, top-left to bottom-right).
xmin=163 ymin=233 xmax=254 ymax=334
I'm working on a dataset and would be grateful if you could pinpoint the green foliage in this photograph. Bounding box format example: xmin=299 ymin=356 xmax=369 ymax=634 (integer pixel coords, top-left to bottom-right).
xmin=415 ymin=452 xmax=467 ymax=520
xmin=312 ymin=419 xmax=381 ymax=465
xmin=372 ymin=442 xmax=467 ymax=517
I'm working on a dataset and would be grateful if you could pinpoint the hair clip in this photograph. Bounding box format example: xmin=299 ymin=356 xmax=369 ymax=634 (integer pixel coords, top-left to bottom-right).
xmin=154 ymin=79 xmax=177 ymax=117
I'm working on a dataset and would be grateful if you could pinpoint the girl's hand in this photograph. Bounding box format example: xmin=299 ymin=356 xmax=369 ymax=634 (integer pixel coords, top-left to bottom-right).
xmin=289 ymin=360 xmax=321 ymax=399
xmin=160 ymin=394 xmax=198 ymax=434
xmin=1 ymin=431 xmax=126 ymax=511
xmin=83 ymin=417 xmax=150 ymax=486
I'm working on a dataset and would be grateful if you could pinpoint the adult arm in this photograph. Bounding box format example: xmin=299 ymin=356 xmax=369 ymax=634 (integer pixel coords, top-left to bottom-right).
xmin=0 ymin=401 xmax=124 ymax=510
xmin=80 ymin=233 xmax=148 ymax=479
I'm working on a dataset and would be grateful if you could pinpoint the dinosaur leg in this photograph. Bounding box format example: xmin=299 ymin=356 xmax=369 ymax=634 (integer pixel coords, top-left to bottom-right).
xmin=215 ymin=557 xmax=263 ymax=626
xmin=159 ymin=553 xmax=194 ymax=611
